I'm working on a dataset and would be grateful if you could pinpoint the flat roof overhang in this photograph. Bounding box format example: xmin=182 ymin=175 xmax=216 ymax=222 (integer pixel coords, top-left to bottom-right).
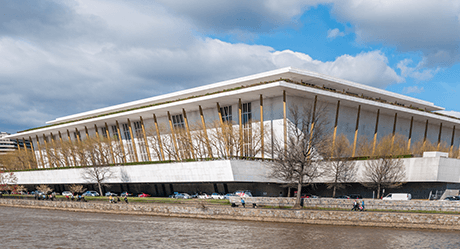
xmin=45 ymin=67 xmax=443 ymax=125
xmin=6 ymin=81 xmax=460 ymax=140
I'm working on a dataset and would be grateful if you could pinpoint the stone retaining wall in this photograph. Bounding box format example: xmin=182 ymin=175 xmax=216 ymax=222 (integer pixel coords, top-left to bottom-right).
xmin=1 ymin=198 xmax=460 ymax=231
xmin=229 ymin=197 xmax=460 ymax=212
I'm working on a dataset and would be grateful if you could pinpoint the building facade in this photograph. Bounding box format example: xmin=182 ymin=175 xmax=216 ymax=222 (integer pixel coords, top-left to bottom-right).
xmin=5 ymin=67 xmax=460 ymax=197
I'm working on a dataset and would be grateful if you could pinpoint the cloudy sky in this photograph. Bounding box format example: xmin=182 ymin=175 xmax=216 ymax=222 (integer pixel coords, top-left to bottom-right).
xmin=1 ymin=0 xmax=460 ymax=133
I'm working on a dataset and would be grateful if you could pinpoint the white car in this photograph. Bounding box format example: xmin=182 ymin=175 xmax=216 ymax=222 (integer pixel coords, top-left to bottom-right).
xmin=198 ymin=193 xmax=211 ymax=199
xmin=82 ymin=191 xmax=100 ymax=197
xmin=211 ymin=193 xmax=225 ymax=199
xmin=62 ymin=191 xmax=73 ymax=197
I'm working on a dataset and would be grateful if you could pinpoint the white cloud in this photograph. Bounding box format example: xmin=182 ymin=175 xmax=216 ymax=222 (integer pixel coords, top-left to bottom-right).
xmin=327 ymin=28 xmax=345 ymax=39
xmin=397 ymin=59 xmax=440 ymax=81
xmin=402 ymin=86 xmax=424 ymax=94
xmin=0 ymin=0 xmax=405 ymax=133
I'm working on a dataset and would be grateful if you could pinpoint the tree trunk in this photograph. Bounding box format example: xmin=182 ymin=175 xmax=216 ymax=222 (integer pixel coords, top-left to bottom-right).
xmin=97 ymin=182 xmax=103 ymax=196
xmin=293 ymin=181 xmax=302 ymax=209
xmin=377 ymin=184 xmax=381 ymax=199
xmin=332 ymin=186 xmax=336 ymax=198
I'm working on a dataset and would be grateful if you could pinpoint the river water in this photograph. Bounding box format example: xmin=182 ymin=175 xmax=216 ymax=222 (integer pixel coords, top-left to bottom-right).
xmin=1 ymin=206 xmax=459 ymax=248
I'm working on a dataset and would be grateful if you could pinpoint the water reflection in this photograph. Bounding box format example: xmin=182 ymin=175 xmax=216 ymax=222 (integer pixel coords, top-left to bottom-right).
xmin=1 ymin=206 xmax=459 ymax=248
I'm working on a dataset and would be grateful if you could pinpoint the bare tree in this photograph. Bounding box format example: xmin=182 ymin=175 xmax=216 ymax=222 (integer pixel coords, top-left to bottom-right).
xmin=69 ymin=184 xmax=86 ymax=195
xmin=0 ymin=171 xmax=18 ymax=192
xmin=269 ymin=103 xmax=331 ymax=208
xmin=324 ymin=134 xmax=356 ymax=197
xmin=82 ymin=165 xmax=114 ymax=196
xmin=36 ymin=184 xmax=52 ymax=194
xmin=361 ymin=157 xmax=406 ymax=198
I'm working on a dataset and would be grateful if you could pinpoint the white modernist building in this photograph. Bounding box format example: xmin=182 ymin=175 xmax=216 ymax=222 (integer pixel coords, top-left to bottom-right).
xmin=6 ymin=67 xmax=460 ymax=197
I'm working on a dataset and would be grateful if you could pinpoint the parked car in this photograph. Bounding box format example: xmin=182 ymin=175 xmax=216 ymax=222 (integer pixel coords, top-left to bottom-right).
xmin=175 ymin=193 xmax=191 ymax=199
xmin=444 ymin=196 xmax=460 ymax=201
xmin=105 ymin=192 xmax=117 ymax=196
xmin=234 ymin=190 xmax=253 ymax=197
xmin=224 ymin=193 xmax=236 ymax=200
xmin=62 ymin=191 xmax=73 ymax=197
xmin=211 ymin=193 xmax=225 ymax=199
xmin=138 ymin=193 xmax=151 ymax=198
xmin=120 ymin=192 xmax=132 ymax=197
xmin=348 ymin=194 xmax=363 ymax=199
xmin=335 ymin=195 xmax=350 ymax=199
xmin=382 ymin=193 xmax=412 ymax=200
xmin=198 ymin=193 xmax=211 ymax=199
xmin=82 ymin=191 xmax=100 ymax=197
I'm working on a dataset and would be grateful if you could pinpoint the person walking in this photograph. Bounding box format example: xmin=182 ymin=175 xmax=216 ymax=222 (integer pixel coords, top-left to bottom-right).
xmin=361 ymin=200 xmax=365 ymax=211
xmin=241 ymin=198 xmax=245 ymax=208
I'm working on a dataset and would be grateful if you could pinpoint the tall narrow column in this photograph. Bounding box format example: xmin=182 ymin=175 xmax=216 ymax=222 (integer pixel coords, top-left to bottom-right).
xmin=260 ymin=94 xmax=264 ymax=159
xmin=127 ymin=119 xmax=139 ymax=162
xmin=437 ymin=123 xmax=443 ymax=150
xmin=140 ymin=116 xmax=152 ymax=162
xmin=391 ymin=113 xmax=398 ymax=147
xmin=29 ymin=136 xmax=38 ymax=168
xmin=35 ymin=135 xmax=45 ymax=168
xmin=58 ymin=131 xmax=69 ymax=167
xmin=167 ymin=112 xmax=180 ymax=161
xmin=16 ymin=139 xmax=21 ymax=150
xmin=310 ymin=95 xmax=318 ymax=136
xmin=238 ymin=99 xmax=243 ymax=157
xmin=423 ymin=120 xmax=429 ymax=149
xmin=283 ymin=90 xmax=287 ymax=152
xmin=50 ymin=133 xmax=58 ymax=167
xmin=85 ymin=126 xmax=95 ymax=165
xmin=116 ymin=121 xmax=126 ymax=163
xmin=450 ymin=126 xmax=456 ymax=155
xmin=182 ymin=109 xmax=195 ymax=160
xmin=217 ymin=102 xmax=230 ymax=158
xmin=42 ymin=134 xmax=52 ymax=168
xmin=75 ymin=128 xmax=81 ymax=142
xmin=407 ymin=117 xmax=414 ymax=152
xmin=352 ymin=105 xmax=361 ymax=157
xmin=331 ymin=100 xmax=340 ymax=157
xmin=199 ymin=105 xmax=212 ymax=158
xmin=372 ymin=109 xmax=380 ymax=155
xmin=153 ymin=114 xmax=165 ymax=161
xmin=104 ymin=123 xmax=116 ymax=164
xmin=67 ymin=129 xmax=77 ymax=166
xmin=22 ymin=137 xmax=31 ymax=169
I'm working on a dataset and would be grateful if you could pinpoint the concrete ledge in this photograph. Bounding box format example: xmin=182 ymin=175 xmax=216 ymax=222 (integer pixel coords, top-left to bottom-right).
xmin=230 ymin=197 xmax=460 ymax=212
xmin=1 ymin=199 xmax=460 ymax=231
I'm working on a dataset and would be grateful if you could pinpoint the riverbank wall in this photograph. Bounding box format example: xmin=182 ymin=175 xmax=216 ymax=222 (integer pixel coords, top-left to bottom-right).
xmin=230 ymin=197 xmax=460 ymax=212
xmin=1 ymin=199 xmax=460 ymax=231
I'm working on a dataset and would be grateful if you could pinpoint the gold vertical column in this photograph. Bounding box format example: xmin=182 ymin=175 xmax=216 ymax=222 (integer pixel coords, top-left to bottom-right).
xmin=423 ymin=120 xmax=429 ymax=148
xmin=391 ymin=113 xmax=398 ymax=147
xmin=16 ymin=139 xmax=21 ymax=150
xmin=29 ymin=136 xmax=37 ymax=168
xmin=331 ymin=100 xmax=340 ymax=157
xmin=407 ymin=117 xmax=414 ymax=151
xmin=42 ymin=134 xmax=52 ymax=168
xmin=352 ymin=105 xmax=361 ymax=157
xmin=310 ymin=95 xmax=318 ymax=141
xmin=450 ymin=126 xmax=456 ymax=155
xmin=182 ymin=109 xmax=196 ymax=160
xmin=58 ymin=131 xmax=69 ymax=167
xmin=85 ymin=126 xmax=95 ymax=165
xmin=35 ymin=135 xmax=45 ymax=168
xmin=104 ymin=123 xmax=116 ymax=164
xmin=167 ymin=112 xmax=180 ymax=160
xmin=260 ymin=95 xmax=264 ymax=159
xmin=217 ymin=102 xmax=230 ymax=158
xmin=127 ymin=119 xmax=139 ymax=162
xmin=437 ymin=123 xmax=443 ymax=150
xmin=50 ymin=132 xmax=58 ymax=167
xmin=372 ymin=109 xmax=380 ymax=155
xmin=94 ymin=125 xmax=99 ymax=139
xmin=75 ymin=128 xmax=84 ymax=165
xmin=21 ymin=137 xmax=31 ymax=169
xmin=67 ymin=129 xmax=77 ymax=166
xmin=94 ymin=124 xmax=103 ymax=164
xmin=199 ymin=105 xmax=212 ymax=158
xmin=153 ymin=114 xmax=165 ymax=161
xmin=116 ymin=121 xmax=126 ymax=163
xmin=238 ymin=99 xmax=243 ymax=157
xmin=140 ymin=116 xmax=152 ymax=161
xmin=283 ymin=90 xmax=287 ymax=152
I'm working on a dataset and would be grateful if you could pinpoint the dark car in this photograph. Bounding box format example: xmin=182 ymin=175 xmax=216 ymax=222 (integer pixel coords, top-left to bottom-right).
xmin=335 ymin=195 xmax=350 ymax=199
xmin=348 ymin=194 xmax=363 ymax=199
xmin=444 ymin=196 xmax=460 ymax=201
